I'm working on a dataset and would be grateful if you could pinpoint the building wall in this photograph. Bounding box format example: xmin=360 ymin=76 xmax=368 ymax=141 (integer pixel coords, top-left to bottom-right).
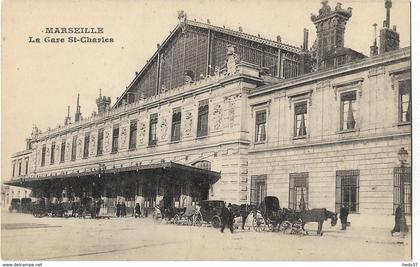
xmin=20 ymin=64 xmax=261 ymax=204
xmin=247 ymin=48 xmax=411 ymax=215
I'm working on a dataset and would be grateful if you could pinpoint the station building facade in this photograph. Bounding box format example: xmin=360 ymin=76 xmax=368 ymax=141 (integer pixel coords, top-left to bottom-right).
xmin=5 ymin=2 xmax=411 ymax=217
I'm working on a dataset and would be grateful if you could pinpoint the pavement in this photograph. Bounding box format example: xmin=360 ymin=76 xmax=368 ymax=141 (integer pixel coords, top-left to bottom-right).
xmin=0 ymin=211 xmax=412 ymax=261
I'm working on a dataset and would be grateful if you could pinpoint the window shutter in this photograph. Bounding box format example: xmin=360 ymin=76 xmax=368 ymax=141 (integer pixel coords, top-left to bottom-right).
xmin=288 ymin=176 xmax=294 ymax=209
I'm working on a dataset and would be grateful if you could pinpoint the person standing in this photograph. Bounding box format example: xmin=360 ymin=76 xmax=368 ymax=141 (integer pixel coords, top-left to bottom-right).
xmin=116 ymin=201 xmax=121 ymax=217
xmin=134 ymin=203 xmax=141 ymax=218
xmin=221 ymin=203 xmax=234 ymax=233
xmin=339 ymin=204 xmax=349 ymax=230
xmin=391 ymin=205 xmax=402 ymax=235
xmin=121 ymin=202 xmax=127 ymax=217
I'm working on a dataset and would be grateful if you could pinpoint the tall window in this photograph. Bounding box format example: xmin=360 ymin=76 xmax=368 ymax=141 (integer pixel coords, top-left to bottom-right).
xmin=340 ymin=91 xmax=357 ymax=130
xmin=197 ymin=99 xmax=209 ymax=137
xmin=393 ymin=167 xmax=412 ymax=215
xmin=71 ymin=136 xmax=77 ymax=161
xmin=250 ymin=175 xmax=267 ymax=205
xmin=149 ymin=114 xmax=158 ymax=146
xmin=12 ymin=160 xmax=16 ymax=177
xmin=255 ymin=110 xmax=267 ymax=142
xmin=399 ymin=80 xmax=411 ymax=123
xmin=336 ymin=170 xmax=360 ymax=213
xmin=50 ymin=142 xmax=55 ymax=164
xmin=129 ymin=120 xmax=138 ymax=149
xmin=112 ymin=126 xmax=119 ymax=153
xmin=18 ymin=159 xmax=22 ymax=176
xmin=289 ymin=172 xmax=309 ymax=210
xmin=24 ymin=157 xmax=29 ymax=175
xmin=294 ymin=102 xmax=308 ymax=137
xmin=171 ymin=108 xmax=181 ymax=142
xmin=83 ymin=133 xmax=90 ymax=158
xmin=60 ymin=141 xmax=66 ymax=162
xmin=97 ymin=129 xmax=104 ymax=156
xmin=41 ymin=145 xmax=46 ymax=166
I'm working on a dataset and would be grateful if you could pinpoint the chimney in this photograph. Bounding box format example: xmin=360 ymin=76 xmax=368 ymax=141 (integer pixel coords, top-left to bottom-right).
xmin=303 ymin=28 xmax=309 ymax=51
xmin=64 ymin=105 xmax=71 ymax=125
xmin=379 ymin=0 xmax=400 ymax=54
xmin=96 ymin=89 xmax=111 ymax=115
xmin=370 ymin=23 xmax=379 ymax=56
xmin=74 ymin=93 xmax=82 ymax=122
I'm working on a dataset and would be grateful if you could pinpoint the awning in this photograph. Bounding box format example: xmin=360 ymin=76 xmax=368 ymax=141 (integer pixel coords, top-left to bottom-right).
xmin=3 ymin=161 xmax=221 ymax=187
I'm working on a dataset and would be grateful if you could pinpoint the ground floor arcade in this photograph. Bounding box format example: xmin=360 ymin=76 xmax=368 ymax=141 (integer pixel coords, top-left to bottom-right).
xmin=6 ymin=162 xmax=220 ymax=215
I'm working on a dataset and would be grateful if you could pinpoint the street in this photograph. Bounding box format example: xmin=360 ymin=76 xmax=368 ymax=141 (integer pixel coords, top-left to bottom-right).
xmin=1 ymin=211 xmax=411 ymax=261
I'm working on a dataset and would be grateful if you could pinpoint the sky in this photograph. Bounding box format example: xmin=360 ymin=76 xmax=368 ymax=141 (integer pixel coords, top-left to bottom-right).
xmin=1 ymin=0 xmax=411 ymax=180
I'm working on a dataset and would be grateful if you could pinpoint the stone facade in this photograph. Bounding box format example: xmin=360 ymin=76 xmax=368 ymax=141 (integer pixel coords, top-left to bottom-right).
xmin=247 ymin=47 xmax=411 ymax=215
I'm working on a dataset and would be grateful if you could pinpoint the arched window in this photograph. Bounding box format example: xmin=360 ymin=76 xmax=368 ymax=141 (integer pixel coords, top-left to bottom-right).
xmin=193 ymin=160 xmax=211 ymax=170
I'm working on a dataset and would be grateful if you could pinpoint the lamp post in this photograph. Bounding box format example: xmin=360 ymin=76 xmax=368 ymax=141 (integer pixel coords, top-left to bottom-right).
xmin=397 ymin=147 xmax=409 ymax=234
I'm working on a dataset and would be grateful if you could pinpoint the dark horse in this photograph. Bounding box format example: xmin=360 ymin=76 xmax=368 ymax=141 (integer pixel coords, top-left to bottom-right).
xmin=299 ymin=208 xmax=337 ymax=235
xmin=231 ymin=204 xmax=257 ymax=230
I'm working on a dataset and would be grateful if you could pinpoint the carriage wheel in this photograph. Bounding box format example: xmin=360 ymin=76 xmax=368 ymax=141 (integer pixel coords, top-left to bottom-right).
xmin=194 ymin=213 xmax=202 ymax=227
xmin=279 ymin=221 xmax=292 ymax=233
xmin=174 ymin=214 xmax=181 ymax=225
xmin=211 ymin=216 xmax=221 ymax=228
xmin=252 ymin=213 xmax=266 ymax=232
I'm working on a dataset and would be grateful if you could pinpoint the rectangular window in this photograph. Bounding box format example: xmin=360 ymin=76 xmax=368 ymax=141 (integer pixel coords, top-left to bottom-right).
xmin=50 ymin=142 xmax=55 ymax=164
xmin=171 ymin=108 xmax=181 ymax=142
xmin=289 ymin=172 xmax=309 ymax=210
xmin=25 ymin=157 xmax=29 ymax=175
xmin=399 ymin=80 xmax=411 ymax=123
xmin=149 ymin=114 xmax=158 ymax=146
xmin=18 ymin=159 xmax=22 ymax=176
xmin=294 ymin=102 xmax=308 ymax=137
xmin=336 ymin=170 xmax=360 ymax=213
xmin=83 ymin=133 xmax=90 ymax=158
xmin=393 ymin=167 xmax=412 ymax=215
xmin=71 ymin=136 xmax=77 ymax=161
xmin=340 ymin=91 xmax=357 ymax=130
xmin=255 ymin=110 xmax=267 ymax=142
xmin=197 ymin=99 xmax=209 ymax=137
xmin=97 ymin=129 xmax=104 ymax=156
xmin=129 ymin=120 xmax=138 ymax=149
xmin=12 ymin=160 xmax=16 ymax=177
xmin=250 ymin=175 xmax=267 ymax=205
xmin=41 ymin=145 xmax=46 ymax=166
xmin=60 ymin=141 xmax=66 ymax=163
xmin=112 ymin=126 xmax=119 ymax=153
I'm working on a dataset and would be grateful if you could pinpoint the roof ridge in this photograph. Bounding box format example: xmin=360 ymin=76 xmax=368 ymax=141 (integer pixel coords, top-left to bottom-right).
xmin=186 ymin=19 xmax=302 ymax=52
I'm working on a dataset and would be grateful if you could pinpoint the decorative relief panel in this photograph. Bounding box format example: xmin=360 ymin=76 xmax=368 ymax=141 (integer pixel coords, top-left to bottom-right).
xmin=212 ymin=104 xmax=223 ymax=131
xmin=89 ymin=134 xmax=96 ymax=156
xmin=138 ymin=122 xmax=146 ymax=145
xmin=77 ymin=138 xmax=83 ymax=158
xmin=120 ymin=126 xmax=128 ymax=148
xmin=183 ymin=111 xmax=193 ymax=137
xmin=65 ymin=140 xmax=71 ymax=161
xmin=224 ymin=94 xmax=240 ymax=128
xmin=55 ymin=143 xmax=60 ymax=163
xmin=160 ymin=117 xmax=168 ymax=141
xmin=104 ymin=129 xmax=111 ymax=153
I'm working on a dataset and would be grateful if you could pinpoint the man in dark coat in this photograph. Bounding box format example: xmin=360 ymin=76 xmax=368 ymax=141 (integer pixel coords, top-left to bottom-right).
xmin=339 ymin=204 xmax=349 ymax=230
xmin=116 ymin=202 xmax=121 ymax=217
xmin=134 ymin=203 xmax=142 ymax=218
xmin=221 ymin=203 xmax=234 ymax=233
xmin=391 ymin=205 xmax=402 ymax=235
xmin=121 ymin=202 xmax=127 ymax=217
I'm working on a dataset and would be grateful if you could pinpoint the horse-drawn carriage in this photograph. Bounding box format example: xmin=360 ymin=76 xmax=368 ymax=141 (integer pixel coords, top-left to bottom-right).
xmin=252 ymin=196 xmax=284 ymax=232
xmin=198 ymin=200 xmax=225 ymax=228
xmin=251 ymin=196 xmax=338 ymax=235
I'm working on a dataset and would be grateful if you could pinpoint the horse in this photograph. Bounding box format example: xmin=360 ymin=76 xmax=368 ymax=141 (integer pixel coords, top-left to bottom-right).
xmin=230 ymin=204 xmax=257 ymax=230
xmin=299 ymin=208 xmax=337 ymax=235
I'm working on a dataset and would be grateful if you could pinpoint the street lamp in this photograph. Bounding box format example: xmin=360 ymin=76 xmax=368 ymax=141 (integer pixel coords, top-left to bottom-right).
xmin=397 ymin=147 xmax=409 ymax=234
